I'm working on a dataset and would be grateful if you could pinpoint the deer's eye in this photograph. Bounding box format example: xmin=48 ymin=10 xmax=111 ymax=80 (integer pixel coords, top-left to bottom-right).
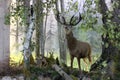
xmin=65 ymin=27 xmax=68 ymax=30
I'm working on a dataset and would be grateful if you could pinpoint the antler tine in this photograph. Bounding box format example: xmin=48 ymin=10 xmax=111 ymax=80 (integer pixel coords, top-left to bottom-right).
xmin=56 ymin=12 xmax=82 ymax=27
xmin=56 ymin=13 xmax=64 ymax=24
xmin=56 ymin=13 xmax=71 ymax=26
xmin=69 ymin=14 xmax=75 ymax=25
xmin=70 ymin=12 xmax=82 ymax=26
xmin=73 ymin=13 xmax=82 ymax=26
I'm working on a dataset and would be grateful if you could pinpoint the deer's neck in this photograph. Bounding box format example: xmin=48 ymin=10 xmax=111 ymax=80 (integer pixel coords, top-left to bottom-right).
xmin=66 ymin=32 xmax=77 ymax=50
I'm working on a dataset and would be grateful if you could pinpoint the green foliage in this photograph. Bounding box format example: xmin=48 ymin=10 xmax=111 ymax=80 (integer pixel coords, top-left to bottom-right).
xmin=67 ymin=1 xmax=79 ymax=12
xmin=4 ymin=13 xmax=10 ymax=25
xmin=30 ymin=65 xmax=63 ymax=80
xmin=112 ymin=1 xmax=120 ymax=9
xmin=104 ymin=11 xmax=120 ymax=47
xmin=70 ymin=75 xmax=78 ymax=80
xmin=10 ymin=2 xmax=26 ymax=26
xmin=30 ymin=41 xmax=36 ymax=52
xmin=113 ymin=52 xmax=120 ymax=79
xmin=78 ymin=0 xmax=102 ymax=33
xmin=79 ymin=0 xmax=120 ymax=49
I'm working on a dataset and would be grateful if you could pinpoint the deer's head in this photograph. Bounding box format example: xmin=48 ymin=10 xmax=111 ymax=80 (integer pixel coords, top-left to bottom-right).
xmin=56 ymin=12 xmax=82 ymax=35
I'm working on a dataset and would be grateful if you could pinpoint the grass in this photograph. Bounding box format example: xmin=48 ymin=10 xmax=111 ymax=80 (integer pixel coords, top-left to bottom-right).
xmin=10 ymin=52 xmax=100 ymax=71
xmin=66 ymin=53 xmax=100 ymax=71
xmin=10 ymin=52 xmax=23 ymax=66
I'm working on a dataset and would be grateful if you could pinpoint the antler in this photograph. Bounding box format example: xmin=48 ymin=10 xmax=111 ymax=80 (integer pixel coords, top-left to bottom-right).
xmin=56 ymin=13 xmax=65 ymax=24
xmin=70 ymin=12 xmax=82 ymax=26
xmin=56 ymin=12 xmax=82 ymax=27
xmin=56 ymin=13 xmax=71 ymax=26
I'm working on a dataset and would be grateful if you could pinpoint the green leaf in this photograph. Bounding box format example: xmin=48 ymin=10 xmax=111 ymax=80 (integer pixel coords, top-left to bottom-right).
xmin=4 ymin=13 xmax=10 ymax=25
xmin=107 ymin=13 xmax=113 ymax=18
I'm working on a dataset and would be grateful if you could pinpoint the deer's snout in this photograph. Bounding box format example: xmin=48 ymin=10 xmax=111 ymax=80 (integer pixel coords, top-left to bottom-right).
xmin=64 ymin=27 xmax=72 ymax=35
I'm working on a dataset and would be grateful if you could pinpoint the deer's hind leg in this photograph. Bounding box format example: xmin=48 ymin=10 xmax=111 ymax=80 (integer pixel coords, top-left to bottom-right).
xmin=88 ymin=55 xmax=92 ymax=64
xmin=83 ymin=58 xmax=88 ymax=71
xmin=83 ymin=58 xmax=88 ymax=65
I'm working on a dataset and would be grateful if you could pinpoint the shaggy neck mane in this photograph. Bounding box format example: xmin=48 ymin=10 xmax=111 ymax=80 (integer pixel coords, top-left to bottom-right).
xmin=66 ymin=32 xmax=77 ymax=50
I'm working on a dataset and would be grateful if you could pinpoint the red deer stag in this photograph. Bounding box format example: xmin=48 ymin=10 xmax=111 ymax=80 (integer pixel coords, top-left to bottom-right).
xmin=56 ymin=13 xmax=92 ymax=72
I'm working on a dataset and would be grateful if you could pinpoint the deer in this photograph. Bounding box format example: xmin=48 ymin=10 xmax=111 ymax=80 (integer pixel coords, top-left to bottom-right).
xmin=56 ymin=12 xmax=92 ymax=73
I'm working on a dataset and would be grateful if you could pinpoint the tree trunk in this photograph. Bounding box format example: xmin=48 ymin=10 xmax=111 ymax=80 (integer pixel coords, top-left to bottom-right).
xmin=15 ymin=18 xmax=19 ymax=51
xmin=90 ymin=0 xmax=120 ymax=79
xmin=56 ymin=0 xmax=67 ymax=64
xmin=35 ymin=0 xmax=45 ymax=61
xmin=23 ymin=0 xmax=34 ymax=80
xmin=39 ymin=0 xmax=45 ymax=57
xmin=15 ymin=1 xmax=20 ymax=51
xmin=0 ymin=0 xmax=10 ymax=72
xmin=58 ymin=24 xmax=67 ymax=64
xmin=35 ymin=0 xmax=41 ymax=58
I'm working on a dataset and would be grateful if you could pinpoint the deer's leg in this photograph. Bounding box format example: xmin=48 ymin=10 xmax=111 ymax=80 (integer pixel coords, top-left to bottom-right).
xmin=77 ymin=58 xmax=83 ymax=79
xmin=83 ymin=58 xmax=88 ymax=65
xmin=77 ymin=58 xmax=83 ymax=74
xmin=77 ymin=58 xmax=81 ymax=71
xmin=88 ymin=55 xmax=92 ymax=64
xmin=83 ymin=58 xmax=88 ymax=71
xmin=70 ymin=55 xmax=74 ymax=69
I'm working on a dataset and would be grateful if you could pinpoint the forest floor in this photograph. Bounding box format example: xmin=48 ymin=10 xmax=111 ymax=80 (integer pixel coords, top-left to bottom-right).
xmin=0 ymin=75 xmax=51 ymax=80
xmin=10 ymin=52 xmax=100 ymax=71
xmin=0 ymin=52 xmax=100 ymax=80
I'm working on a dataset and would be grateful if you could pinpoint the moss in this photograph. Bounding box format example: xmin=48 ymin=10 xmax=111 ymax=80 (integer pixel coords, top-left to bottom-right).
xmin=113 ymin=52 xmax=120 ymax=80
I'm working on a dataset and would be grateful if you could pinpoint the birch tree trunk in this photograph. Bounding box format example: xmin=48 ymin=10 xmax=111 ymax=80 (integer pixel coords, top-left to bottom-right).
xmin=23 ymin=0 xmax=34 ymax=80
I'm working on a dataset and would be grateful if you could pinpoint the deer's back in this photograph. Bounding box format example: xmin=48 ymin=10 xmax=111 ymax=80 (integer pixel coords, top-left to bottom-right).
xmin=70 ymin=41 xmax=91 ymax=58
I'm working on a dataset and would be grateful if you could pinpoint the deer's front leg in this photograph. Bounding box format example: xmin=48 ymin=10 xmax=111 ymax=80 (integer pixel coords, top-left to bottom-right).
xmin=77 ymin=58 xmax=81 ymax=72
xmin=77 ymin=58 xmax=84 ymax=79
xmin=70 ymin=55 xmax=74 ymax=69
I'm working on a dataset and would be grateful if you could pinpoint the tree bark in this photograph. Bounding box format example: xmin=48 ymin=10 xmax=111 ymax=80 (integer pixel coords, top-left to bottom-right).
xmin=35 ymin=0 xmax=41 ymax=57
xmin=39 ymin=0 xmax=44 ymax=57
xmin=52 ymin=64 xmax=73 ymax=80
xmin=15 ymin=17 xmax=19 ymax=51
xmin=23 ymin=21 xmax=34 ymax=80
xmin=23 ymin=0 xmax=34 ymax=80
xmin=35 ymin=0 xmax=44 ymax=59
xmin=56 ymin=0 xmax=67 ymax=64
xmin=90 ymin=0 xmax=120 ymax=79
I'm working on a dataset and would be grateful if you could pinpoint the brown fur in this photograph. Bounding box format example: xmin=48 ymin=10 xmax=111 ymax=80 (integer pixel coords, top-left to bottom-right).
xmin=65 ymin=28 xmax=92 ymax=71
xmin=56 ymin=12 xmax=92 ymax=71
